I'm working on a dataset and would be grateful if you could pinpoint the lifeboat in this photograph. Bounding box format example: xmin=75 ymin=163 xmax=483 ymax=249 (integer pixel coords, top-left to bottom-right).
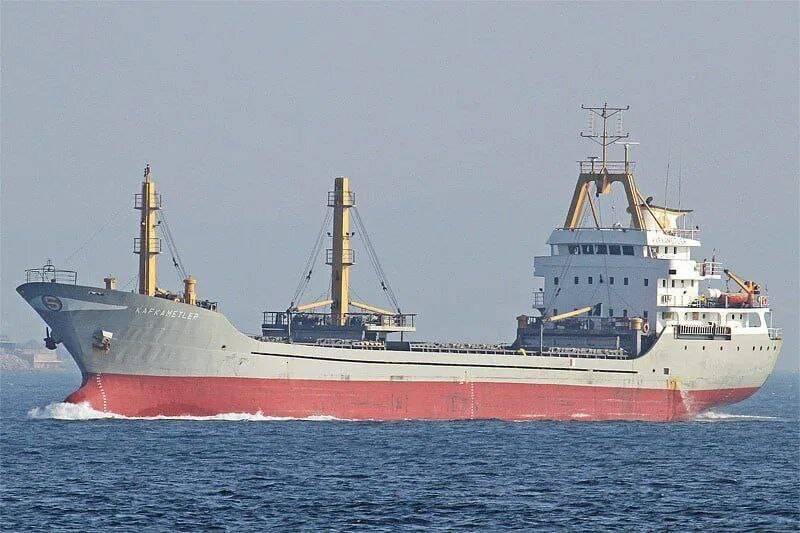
xmin=720 ymin=292 xmax=752 ymax=308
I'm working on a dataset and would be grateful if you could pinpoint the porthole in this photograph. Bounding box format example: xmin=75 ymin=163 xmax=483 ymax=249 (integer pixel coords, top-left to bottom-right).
xmin=760 ymin=346 xmax=763 ymax=351
xmin=684 ymin=346 xmax=688 ymax=350
xmin=737 ymin=347 xmax=740 ymax=351
xmin=720 ymin=346 xmax=723 ymax=351
xmin=702 ymin=346 xmax=706 ymax=351
xmin=752 ymin=346 xmax=756 ymax=351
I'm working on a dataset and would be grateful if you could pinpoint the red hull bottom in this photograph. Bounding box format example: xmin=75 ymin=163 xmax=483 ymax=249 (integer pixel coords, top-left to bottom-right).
xmin=66 ymin=373 xmax=759 ymax=421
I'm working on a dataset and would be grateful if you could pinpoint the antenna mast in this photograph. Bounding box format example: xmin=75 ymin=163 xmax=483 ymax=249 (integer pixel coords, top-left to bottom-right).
xmin=580 ymin=103 xmax=630 ymax=171
xmin=564 ymin=104 xmax=648 ymax=230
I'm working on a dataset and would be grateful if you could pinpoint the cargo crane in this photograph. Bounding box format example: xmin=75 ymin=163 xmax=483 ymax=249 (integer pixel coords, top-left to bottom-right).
xmin=535 ymin=306 xmax=594 ymax=354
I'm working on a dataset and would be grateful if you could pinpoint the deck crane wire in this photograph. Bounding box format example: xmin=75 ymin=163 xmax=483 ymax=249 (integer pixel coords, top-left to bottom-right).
xmin=351 ymin=207 xmax=402 ymax=314
xmin=290 ymin=208 xmax=332 ymax=308
xmin=63 ymin=205 xmax=126 ymax=266
xmin=158 ymin=210 xmax=189 ymax=284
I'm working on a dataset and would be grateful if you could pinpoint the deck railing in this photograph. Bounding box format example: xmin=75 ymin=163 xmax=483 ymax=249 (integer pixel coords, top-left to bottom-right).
xmin=578 ymin=160 xmax=634 ymax=174
xmin=696 ymin=260 xmax=722 ymax=276
xmin=134 ymin=192 xmax=162 ymax=209
xmin=327 ymin=190 xmax=355 ymax=207
xmin=25 ymin=261 xmax=77 ymax=284
xmin=675 ymin=324 xmax=732 ymax=340
xmin=133 ymin=237 xmax=162 ymax=254
xmin=665 ymin=227 xmax=701 ymax=239
xmin=263 ymin=310 xmax=416 ymax=330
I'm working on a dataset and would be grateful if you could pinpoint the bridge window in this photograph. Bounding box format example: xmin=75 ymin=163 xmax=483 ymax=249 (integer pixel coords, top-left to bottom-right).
xmin=574 ymin=276 xmax=579 ymax=285
xmin=609 ymin=245 xmax=621 ymax=255
xmin=553 ymin=309 xmax=558 ymax=316
xmin=554 ymin=277 xmax=559 ymax=286
xmin=609 ymin=276 xmax=615 ymax=285
xmin=588 ymin=276 xmax=593 ymax=284
xmin=596 ymin=244 xmax=608 ymax=254
xmin=661 ymin=279 xmax=666 ymax=288
xmin=582 ymin=245 xmax=594 ymax=254
xmin=608 ymin=308 xmax=614 ymax=317
xmin=624 ymin=277 xmax=629 ymax=286
xmin=568 ymin=245 xmax=580 ymax=255
xmin=644 ymin=278 xmax=649 ymax=286
xmin=669 ymin=269 xmax=677 ymax=274
xmin=623 ymin=309 xmax=628 ymax=318
xmin=643 ymin=311 xmax=649 ymax=319
xmin=622 ymin=245 xmax=634 ymax=256
xmin=745 ymin=314 xmax=762 ymax=328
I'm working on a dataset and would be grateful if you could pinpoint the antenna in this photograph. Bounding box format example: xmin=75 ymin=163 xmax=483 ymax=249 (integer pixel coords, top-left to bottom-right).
xmin=580 ymin=103 xmax=630 ymax=170
xmin=619 ymin=141 xmax=640 ymax=174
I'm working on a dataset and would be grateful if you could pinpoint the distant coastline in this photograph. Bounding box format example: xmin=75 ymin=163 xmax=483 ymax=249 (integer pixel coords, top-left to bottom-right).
xmin=0 ymin=335 xmax=72 ymax=373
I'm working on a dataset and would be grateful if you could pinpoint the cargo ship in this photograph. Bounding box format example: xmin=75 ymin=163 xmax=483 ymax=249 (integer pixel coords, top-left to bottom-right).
xmin=18 ymin=105 xmax=782 ymax=420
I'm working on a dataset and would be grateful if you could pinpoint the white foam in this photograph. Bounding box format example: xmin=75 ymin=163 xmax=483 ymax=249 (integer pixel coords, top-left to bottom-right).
xmin=28 ymin=401 xmax=117 ymax=420
xmin=27 ymin=402 xmax=351 ymax=422
xmin=694 ymin=411 xmax=778 ymax=422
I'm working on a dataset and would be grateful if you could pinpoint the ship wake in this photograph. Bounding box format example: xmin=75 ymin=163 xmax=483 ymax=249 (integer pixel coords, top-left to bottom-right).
xmin=694 ymin=411 xmax=778 ymax=422
xmin=27 ymin=402 xmax=350 ymax=422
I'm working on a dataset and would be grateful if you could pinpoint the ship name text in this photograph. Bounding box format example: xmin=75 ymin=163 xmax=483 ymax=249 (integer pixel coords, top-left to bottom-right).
xmin=135 ymin=306 xmax=200 ymax=321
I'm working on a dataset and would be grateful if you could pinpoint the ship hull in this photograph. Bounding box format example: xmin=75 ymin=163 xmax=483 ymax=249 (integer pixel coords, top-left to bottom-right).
xmin=66 ymin=372 xmax=759 ymax=421
xmin=18 ymin=282 xmax=781 ymax=421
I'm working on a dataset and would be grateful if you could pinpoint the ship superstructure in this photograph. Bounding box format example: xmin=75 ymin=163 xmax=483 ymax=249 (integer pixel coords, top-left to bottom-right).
xmin=17 ymin=105 xmax=783 ymax=420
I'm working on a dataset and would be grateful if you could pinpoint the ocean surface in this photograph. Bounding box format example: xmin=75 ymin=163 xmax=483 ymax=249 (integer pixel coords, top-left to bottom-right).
xmin=1 ymin=370 xmax=798 ymax=532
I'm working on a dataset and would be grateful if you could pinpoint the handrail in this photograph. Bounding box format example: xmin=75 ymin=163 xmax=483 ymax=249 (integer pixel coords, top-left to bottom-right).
xmin=578 ymin=160 xmax=635 ymax=174
xmin=696 ymin=260 xmax=722 ymax=276
xmin=263 ymin=310 xmax=416 ymax=329
xmin=134 ymin=192 xmax=162 ymax=209
xmin=327 ymin=190 xmax=355 ymax=207
xmin=768 ymin=327 xmax=783 ymax=340
xmin=25 ymin=261 xmax=77 ymax=284
xmin=665 ymin=228 xmax=701 ymax=239
xmin=675 ymin=324 xmax=732 ymax=339
xmin=325 ymin=248 xmax=354 ymax=265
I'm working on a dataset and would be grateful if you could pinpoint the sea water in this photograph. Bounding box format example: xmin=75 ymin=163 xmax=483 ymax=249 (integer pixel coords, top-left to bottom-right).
xmin=1 ymin=370 xmax=798 ymax=531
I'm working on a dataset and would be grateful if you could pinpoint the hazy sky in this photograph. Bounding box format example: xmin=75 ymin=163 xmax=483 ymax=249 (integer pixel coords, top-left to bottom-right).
xmin=2 ymin=2 xmax=798 ymax=372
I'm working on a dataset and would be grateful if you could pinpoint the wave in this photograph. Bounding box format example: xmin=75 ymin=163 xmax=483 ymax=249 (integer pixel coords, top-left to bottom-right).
xmin=27 ymin=402 xmax=349 ymax=422
xmin=694 ymin=411 xmax=779 ymax=422
xmin=28 ymin=402 xmax=781 ymax=423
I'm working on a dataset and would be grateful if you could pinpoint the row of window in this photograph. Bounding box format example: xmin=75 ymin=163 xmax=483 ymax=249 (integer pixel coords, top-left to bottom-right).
xmin=662 ymin=279 xmax=695 ymax=288
xmin=662 ymin=311 xmax=763 ymax=327
xmin=565 ymin=244 xmax=686 ymax=257
xmin=554 ymin=276 xmax=695 ymax=289
xmin=555 ymin=275 xmax=635 ymax=286
xmin=568 ymin=244 xmax=635 ymax=256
